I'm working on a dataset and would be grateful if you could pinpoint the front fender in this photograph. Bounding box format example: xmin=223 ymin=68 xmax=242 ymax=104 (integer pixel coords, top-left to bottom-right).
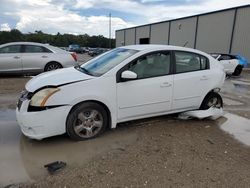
xmin=69 ymin=95 xmax=117 ymax=129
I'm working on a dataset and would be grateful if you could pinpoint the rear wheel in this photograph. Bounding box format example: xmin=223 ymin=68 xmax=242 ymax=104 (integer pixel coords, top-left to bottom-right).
xmin=44 ymin=62 xmax=62 ymax=72
xmin=66 ymin=102 xmax=108 ymax=140
xmin=200 ymin=92 xmax=223 ymax=110
xmin=233 ymin=65 xmax=243 ymax=76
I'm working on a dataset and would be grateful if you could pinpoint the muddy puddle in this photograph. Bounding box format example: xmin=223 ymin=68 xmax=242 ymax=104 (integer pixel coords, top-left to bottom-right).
xmin=0 ymin=110 xmax=138 ymax=187
xmin=217 ymin=113 xmax=250 ymax=147
xmin=232 ymin=80 xmax=250 ymax=96
xmin=233 ymin=83 xmax=250 ymax=93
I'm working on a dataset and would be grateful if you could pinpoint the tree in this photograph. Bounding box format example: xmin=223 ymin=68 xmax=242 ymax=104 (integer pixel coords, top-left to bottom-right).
xmin=0 ymin=29 xmax=115 ymax=48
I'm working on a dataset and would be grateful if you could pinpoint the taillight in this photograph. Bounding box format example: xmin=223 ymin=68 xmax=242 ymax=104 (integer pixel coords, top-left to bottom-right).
xmin=71 ymin=52 xmax=77 ymax=62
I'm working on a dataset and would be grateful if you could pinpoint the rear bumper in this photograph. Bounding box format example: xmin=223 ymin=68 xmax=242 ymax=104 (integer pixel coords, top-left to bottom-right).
xmin=64 ymin=61 xmax=78 ymax=68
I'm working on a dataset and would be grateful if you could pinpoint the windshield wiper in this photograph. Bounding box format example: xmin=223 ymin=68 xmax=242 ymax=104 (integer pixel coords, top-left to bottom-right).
xmin=81 ymin=67 xmax=93 ymax=76
xmin=75 ymin=66 xmax=93 ymax=76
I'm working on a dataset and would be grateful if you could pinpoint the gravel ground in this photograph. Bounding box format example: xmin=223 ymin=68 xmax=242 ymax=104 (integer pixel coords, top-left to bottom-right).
xmin=0 ymin=77 xmax=29 ymax=109
xmin=21 ymin=117 xmax=250 ymax=188
xmin=0 ymin=65 xmax=250 ymax=188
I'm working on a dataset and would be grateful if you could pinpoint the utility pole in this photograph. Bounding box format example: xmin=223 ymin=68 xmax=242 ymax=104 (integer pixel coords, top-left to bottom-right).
xmin=109 ymin=13 xmax=111 ymax=49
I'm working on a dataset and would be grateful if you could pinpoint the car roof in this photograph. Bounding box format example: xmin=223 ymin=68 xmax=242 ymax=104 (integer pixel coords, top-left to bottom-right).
xmin=119 ymin=44 xmax=207 ymax=55
xmin=0 ymin=42 xmax=51 ymax=46
xmin=210 ymin=53 xmax=237 ymax=57
xmin=0 ymin=42 xmax=67 ymax=53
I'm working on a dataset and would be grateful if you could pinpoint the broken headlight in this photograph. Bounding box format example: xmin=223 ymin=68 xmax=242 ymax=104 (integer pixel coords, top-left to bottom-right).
xmin=30 ymin=88 xmax=60 ymax=107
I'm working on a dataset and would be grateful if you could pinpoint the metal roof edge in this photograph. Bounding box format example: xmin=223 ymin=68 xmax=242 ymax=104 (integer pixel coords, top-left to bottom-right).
xmin=115 ymin=4 xmax=250 ymax=32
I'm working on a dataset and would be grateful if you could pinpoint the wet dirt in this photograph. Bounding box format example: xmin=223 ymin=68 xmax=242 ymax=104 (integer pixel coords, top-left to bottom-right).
xmin=0 ymin=110 xmax=138 ymax=187
xmin=220 ymin=74 xmax=250 ymax=118
xmin=0 ymin=71 xmax=250 ymax=187
xmin=223 ymin=97 xmax=244 ymax=106
xmin=21 ymin=117 xmax=250 ymax=188
xmin=0 ymin=77 xmax=30 ymax=109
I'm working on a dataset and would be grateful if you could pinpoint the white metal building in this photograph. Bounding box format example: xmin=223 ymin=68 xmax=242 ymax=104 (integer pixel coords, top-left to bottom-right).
xmin=115 ymin=5 xmax=250 ymax=61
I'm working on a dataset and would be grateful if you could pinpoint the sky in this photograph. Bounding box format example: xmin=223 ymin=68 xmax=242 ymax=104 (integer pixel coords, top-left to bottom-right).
xmin=0 ymin=0 xmax=249 ymax=38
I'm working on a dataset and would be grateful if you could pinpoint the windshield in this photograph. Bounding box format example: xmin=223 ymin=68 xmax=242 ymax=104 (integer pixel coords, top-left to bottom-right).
xmin=79 ymin=48 xmax=138 ymax=76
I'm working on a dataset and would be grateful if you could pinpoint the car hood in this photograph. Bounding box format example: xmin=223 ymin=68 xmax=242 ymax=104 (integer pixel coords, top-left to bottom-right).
xmin=26 ymin=67 xmax=94 ymax=92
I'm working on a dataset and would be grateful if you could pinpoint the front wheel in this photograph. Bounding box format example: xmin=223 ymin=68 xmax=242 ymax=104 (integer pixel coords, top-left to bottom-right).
xmin=200 ymin=92 xmax=223 ymax=110
xmin=66 ymin=102 xmax=108 ymax=140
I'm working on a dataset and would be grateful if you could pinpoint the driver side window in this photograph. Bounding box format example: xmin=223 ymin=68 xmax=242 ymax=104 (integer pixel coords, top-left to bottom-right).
xmin=128 ymin=51 xmax=171 ymax=79
xmin=0 ymin=45 xmax=21 ymax=53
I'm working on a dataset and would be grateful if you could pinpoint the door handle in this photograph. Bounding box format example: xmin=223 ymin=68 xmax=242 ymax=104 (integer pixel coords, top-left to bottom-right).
xmin=41 ymin=55 xmax=48 ymax=58
xmin=160 ymin=82 xmax=172 ymax=87
xmin=200 ymin=75 xmax=208 ymax=80
xmin=13 ymin=56 xmax=20 ymax=59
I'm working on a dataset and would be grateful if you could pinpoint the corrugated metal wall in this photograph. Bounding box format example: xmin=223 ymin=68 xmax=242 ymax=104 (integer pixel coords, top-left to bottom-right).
xmin=231 ymin=7 xmax=250 ymax=62
xmin=115 ymin=5 xmax=250 ymax=62
xmin=125 ymin=28 xmax=135 ymax=45
xmin=169 ymin=17 xmax=197 ymax=48
xmin=136 ymin=25 xmax=150 ymax=44
xmin=150 ymin=22 xmax=169 ymax=44
xmin=115 ymin=30 xmax=125 ymax=47
xmin=195 ymin=10 xmax=235 ymax=53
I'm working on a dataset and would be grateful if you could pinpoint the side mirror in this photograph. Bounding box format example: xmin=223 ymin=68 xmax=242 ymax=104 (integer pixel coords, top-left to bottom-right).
xmin=121 ymin=70 xmax=137 ymax=81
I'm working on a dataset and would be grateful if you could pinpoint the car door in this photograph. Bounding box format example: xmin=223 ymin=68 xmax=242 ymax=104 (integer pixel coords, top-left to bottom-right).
xmin=116 ymin=51 xmax=173 ymax=121
xmin=172 ymin=51 xmax=210 ymax=111
xmin=0 ymin=45 xmax=22 ymax=73
xmin=22 ymin=45 xmax=52 ymax=73
xmin=218 ymin=54 xmax=236 ymax=73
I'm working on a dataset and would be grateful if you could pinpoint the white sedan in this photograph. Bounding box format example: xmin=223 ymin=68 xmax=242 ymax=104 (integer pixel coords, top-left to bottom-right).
xmin=16 ymin=45 xmax=225 ymax=140
xmin=0 ymin=42 xmax=78 ymax=75
xmin=210 ymin=53 xmax=245 ymax=76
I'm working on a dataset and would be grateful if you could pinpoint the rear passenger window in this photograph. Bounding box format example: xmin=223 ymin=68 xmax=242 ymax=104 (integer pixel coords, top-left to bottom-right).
xmin=24 ymin=45 xmax=52 ymax=53
xmin=175 ymin=51 xmax=209 ymax=73
xmin=219 ymin=54 xmax=237 ymax=61
xmin=219 ymin=55 xmax=231 ymax=60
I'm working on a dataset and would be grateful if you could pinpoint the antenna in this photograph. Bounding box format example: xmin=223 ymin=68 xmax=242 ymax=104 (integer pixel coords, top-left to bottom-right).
xmin=109 ymin=13 xmax=111 ymax=49
xmin=183 ymin=41 xmax=188 ymax=47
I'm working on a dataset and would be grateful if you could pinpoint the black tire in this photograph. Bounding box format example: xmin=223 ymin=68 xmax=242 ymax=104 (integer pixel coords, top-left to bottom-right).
xmin=44 ymin=62 xmax=62 ymax=72
xmin=232 ymin=65 xmax=242 ymax=76
xmin=66 ymin=102 xmax=108 ymax=141
xmin=200 ymin=92 xmax=223 ymax=110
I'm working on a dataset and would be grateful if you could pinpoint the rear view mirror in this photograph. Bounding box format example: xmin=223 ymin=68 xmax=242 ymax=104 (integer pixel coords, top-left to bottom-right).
xmin=121 ymin=70 xmax=137 ymax=81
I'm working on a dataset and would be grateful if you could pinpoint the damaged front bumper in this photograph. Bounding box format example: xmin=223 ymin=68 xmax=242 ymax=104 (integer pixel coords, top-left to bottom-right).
xmin=178 ymin=107 xmax=224 ymax=120
xmin=16 ymin=99 xmax=72 ymax=140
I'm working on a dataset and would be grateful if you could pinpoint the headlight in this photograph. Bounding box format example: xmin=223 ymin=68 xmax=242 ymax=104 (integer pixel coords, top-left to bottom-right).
xmin=30 ymin=88 xmax=60 ymax=107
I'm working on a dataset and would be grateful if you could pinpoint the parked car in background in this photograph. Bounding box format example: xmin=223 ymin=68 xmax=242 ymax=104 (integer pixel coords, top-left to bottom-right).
xmin=88 ymin=48 xmax=106 ymax=57
xmin=210 ymin=53 xmax=248 ymax=76
xmin=0 ymin=42 xmax=78 ymax=75
xmin=17 ymin=45 xmax=225 ymax=140
xmin=68 ymin=44 xmax=85 ymax=54
xmin=60 ymin=47 xmax=68 ymax=51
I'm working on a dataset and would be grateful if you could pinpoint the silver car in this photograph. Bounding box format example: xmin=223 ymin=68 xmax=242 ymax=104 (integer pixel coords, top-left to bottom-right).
xmin=0 ymin=42 xmax=78 ymax=75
